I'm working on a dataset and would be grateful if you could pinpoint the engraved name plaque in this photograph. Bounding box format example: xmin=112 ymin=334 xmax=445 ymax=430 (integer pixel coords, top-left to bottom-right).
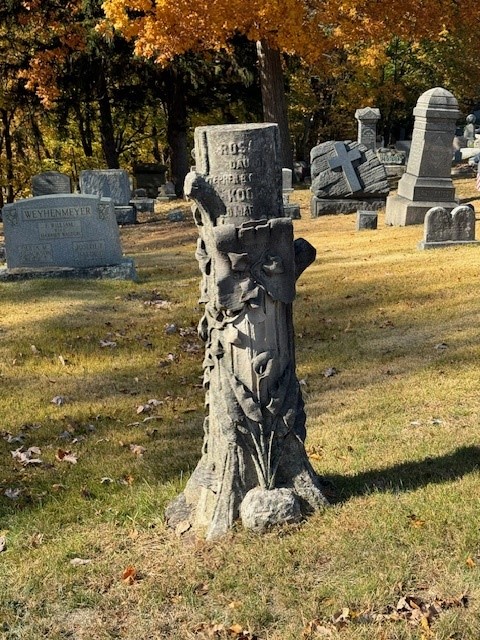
xmin=3 ymin=194 xmax=124 ymax=269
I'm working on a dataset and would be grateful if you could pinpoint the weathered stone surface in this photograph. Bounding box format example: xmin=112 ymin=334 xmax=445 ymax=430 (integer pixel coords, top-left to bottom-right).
xmin=310 ymin=140 xmax=389 ymax=213
xmin=355 ymin=107 xmax=381 ymax=151
xmin=80 ymin=169 xmax=131 ymax=205
xmin=130 ymin=197 xmax=155 ymax=214
xmin=0 ymin=259 xmax=136 ymax=282
xmin=240 ymin=487 xmax=302 ymax=533
xmin=284 ymin=203 xmax=301 ymax=219
xmin=157 ymin=180 xmax=177 ymax=201
xmin=32 ymin=171 xmax=71 ymax=197
xmin=165 ymin=123 xmax=327 ymax=540
xmin=356 ymin=211 xmax=378 ymax=230
xmin=2 ymin=194 xmax=124 ymax=269
xmin=311 ymin=197 xmax=385 ymax=216
xmin=282 ymin=168 xmax=301 ymax=218
xmin=418 ymin=205 xmax=478 ymax=249
xmin=386 ymin=87 xmax=461 ymax=226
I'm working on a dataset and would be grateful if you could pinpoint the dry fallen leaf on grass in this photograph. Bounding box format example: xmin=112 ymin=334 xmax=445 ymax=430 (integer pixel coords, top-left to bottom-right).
xmin=466 ymin=556 xmax=476 ymax=568
xmin=51 ymin=395 xmax=66 ymax=406
xmin=407 ymin=514 xmax=426 ymax=528
xmin=0 ymin=536 xmax=6 ymax=553
xmin=70 ymin=558 xmax=92 ymax=566
xmin=192 ymin=622 xmax=261 ymax=639
xmin=99 ymin=339 xmax=117 ymax=348
xmin=121 ymin=565 xmax=138 ymax=585
xmin=11 ymin=446 xmax=42 ymax=466
xmin=56 ymin=449 xmax=78 ymax=464
xmin=4 ymin=488 xmax=22 ymax=499
xmin=129 ymin=444 xmax=146 ymax=457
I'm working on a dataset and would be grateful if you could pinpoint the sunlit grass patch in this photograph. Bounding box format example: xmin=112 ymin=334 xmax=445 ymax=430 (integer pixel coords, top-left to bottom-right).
xmin=1 ymin=180 xmax=480 ymax=639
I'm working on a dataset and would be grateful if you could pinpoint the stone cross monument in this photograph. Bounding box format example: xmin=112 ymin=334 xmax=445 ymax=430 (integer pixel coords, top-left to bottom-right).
xmin=385 ymin=87 xmax=460 ymax=226
xmin=166 ymin=123 xmax=327 ymax=539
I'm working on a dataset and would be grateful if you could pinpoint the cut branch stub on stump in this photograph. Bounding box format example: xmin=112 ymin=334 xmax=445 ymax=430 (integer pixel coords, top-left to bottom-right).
xmin=165 ymin=123 xmax=327 ymax=540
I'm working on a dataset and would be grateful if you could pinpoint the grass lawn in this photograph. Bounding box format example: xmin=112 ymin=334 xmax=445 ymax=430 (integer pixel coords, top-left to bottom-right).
xmin=1 ymin=178 xmax=480 ymax=639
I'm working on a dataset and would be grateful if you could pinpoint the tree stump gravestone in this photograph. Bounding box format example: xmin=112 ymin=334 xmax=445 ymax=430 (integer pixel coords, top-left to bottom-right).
xmin=166 ymin=123 xmax=327 ymax=539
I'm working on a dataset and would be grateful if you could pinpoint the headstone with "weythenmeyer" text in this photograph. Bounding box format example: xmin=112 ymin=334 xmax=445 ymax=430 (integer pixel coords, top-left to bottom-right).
xmin=2 ymin=194 xmax=124 ymax=269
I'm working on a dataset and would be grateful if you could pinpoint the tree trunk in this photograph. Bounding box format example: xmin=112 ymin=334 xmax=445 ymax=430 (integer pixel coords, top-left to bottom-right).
xmin=164 ymin=67 xmax=189 ymax=196
xmin=97 ymin=61 xmax=120 ymax=169
xmin=256 ymin=40 xmax=293 ymax=170
xmin=1 ymin=108 xmax=15 ymax=203
xmin=74 ymin=103 xmax=94 ymax=158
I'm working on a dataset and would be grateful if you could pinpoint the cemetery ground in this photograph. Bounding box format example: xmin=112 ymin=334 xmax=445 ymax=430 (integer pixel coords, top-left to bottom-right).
xmin=1 ymin=178 xmax=480 ymax=640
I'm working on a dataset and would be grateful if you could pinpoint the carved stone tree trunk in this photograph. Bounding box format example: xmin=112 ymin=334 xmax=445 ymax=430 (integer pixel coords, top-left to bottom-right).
xmin=166 ymin=123 xmax=327 ymax=540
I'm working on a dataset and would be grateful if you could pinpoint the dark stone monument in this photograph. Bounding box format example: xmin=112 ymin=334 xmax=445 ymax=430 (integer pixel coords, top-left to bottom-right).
xmin=418 ymin=205 xmax=478 ymax=249
xmin=310 ymin=140 xmax=389 ymax=216
xmin=31 ymin=171 xmax=72 ymax=197
xmin=385 ymin=87 xmax=461 ymax=226
xmin=134 ymin=163 xmax=167 ymax=199
xmin=165 ymin=123 xmax=327 ymax=539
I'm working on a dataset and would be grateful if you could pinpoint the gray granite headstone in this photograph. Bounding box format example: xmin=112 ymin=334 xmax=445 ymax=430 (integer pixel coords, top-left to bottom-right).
xmin=385 ymin=87 xmax=461 ymax=226
xmin=32 ymin=171 xmax=72 ymax=197
xmin=282 ymin=168 xmax=301 ymax=219
xmin=157 ymin=180 xmax=177 ymax=201
xmin=356 ymin=210 xmax=378 ymax=230
xmin=2 ymin=194 xmax=124 ymax=269
xmin=79 ymin=169 xmax=130 ymax=204
xmin=79 ymin=169 xmax=136 ymax=224
xmin=418 ymin=205 xmax=478 ymax=249
xmin=355 ymin=107 xmax=381 ymax=151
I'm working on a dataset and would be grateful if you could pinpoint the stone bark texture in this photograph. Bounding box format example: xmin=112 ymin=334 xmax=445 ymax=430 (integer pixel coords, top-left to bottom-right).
xmin=166 ymin=123 xmax=327 ymax=539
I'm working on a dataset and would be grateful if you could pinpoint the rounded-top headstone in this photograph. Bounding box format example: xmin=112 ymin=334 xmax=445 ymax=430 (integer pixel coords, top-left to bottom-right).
xmin=414 ymin=87 xmax=460 ymax=120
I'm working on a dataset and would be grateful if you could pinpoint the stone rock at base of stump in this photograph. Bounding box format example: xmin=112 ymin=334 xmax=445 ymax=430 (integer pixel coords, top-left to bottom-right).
xmin=240 ymin=487 xmax=302 ymax=533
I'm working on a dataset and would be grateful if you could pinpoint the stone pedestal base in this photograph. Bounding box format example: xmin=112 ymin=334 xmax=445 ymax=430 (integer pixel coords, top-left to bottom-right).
xmin=418 ymin=240 xmax=480 ymax=250
xmin=311 ymin=196 xmax=385 ymax=217
xmin=0 ymin=258 xmax=137 ymax=282
xmin=385 ymin=194 xmax=459 ymax=226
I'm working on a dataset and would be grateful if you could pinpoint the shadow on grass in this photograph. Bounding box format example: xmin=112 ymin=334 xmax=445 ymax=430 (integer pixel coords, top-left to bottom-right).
xmin=323 ymin=445 xmax=480 ymax=504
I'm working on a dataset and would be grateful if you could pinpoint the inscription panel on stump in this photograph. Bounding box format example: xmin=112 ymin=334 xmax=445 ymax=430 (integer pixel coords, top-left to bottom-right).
xmin=3 ymin=194 xmax=124 ymax=269
xmin=194 ymin=124 xmax=283 ymax=223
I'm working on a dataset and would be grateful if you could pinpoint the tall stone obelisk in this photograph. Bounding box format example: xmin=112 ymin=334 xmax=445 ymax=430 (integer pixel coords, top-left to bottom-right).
xmin=385 ymin=87 xmax=460 ymax=226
